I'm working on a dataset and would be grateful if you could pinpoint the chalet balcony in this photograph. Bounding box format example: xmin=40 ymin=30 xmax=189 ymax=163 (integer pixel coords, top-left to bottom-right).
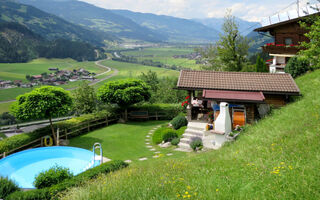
xmin=262 ymin=43 xmax=301 ymax=55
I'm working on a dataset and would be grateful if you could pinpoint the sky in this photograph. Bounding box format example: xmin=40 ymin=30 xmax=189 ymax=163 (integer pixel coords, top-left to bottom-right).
xmin=79 ymin=0 xmax=313 ymax=22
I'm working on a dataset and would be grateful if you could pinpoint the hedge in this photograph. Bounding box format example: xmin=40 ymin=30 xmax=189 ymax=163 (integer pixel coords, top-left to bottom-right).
xmin=0 ymin=111 xmax=117 ymax=155
xmin=128 ymin=103 xmax=184 ymax=120
xmin=7 ymin=160 xmax=128 ymax=200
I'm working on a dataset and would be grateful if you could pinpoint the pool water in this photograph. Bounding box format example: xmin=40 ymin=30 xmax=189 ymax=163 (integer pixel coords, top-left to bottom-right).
xmin=0 ymin=146 xmax=98 ymax=188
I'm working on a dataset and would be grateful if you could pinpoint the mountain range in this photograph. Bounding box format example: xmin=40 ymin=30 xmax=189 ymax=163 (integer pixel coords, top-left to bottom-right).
xmin=18 ymin=0 xmax=260 ymax=44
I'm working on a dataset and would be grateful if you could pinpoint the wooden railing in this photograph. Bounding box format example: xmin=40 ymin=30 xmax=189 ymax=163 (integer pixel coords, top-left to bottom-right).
xmin=0 ymin=116 xmax=119 ymax=159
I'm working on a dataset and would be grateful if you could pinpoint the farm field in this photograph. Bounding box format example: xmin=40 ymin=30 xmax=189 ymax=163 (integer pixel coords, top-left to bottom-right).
xmin=121 ymin=47 xmax=201 ymax=69
xmin=93 ymin=59 xmax=179 ymax=89
xmin=0 ymin=58 xmax=106 ymax=82
xmin=0 ymin=58 xmax=108 ymax=102
xmin=121 ymin=47 xmax=195 ymax=57
xmin=0 ymin=102 xmax=12 ymax=114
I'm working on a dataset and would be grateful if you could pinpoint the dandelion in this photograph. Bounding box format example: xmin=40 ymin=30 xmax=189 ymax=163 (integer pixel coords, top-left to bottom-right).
xmin=280 ymin=162 xmax=285 ymax=165
xmin=216 ymin=188 xmax=219 ymax=192
xmin=185 ymin=191 xmax=189 ymax=195
xmin=187 ymin=186 xmax=191 ymax=190
xmin=188 ymin=195 xmax=191 ymax=198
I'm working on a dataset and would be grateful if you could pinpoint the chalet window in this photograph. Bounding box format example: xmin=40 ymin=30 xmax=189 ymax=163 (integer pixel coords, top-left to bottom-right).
xmin=285 ymin=38 xmax=293 ymax=45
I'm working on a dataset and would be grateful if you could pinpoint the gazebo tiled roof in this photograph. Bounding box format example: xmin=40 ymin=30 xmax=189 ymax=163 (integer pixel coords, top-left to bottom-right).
xmin=177 ymin=70 xmax=300 ymax=95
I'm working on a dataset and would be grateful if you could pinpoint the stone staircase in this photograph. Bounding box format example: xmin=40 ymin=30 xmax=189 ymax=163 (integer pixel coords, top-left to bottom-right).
xmin=176 ymin=121 xmax=207 ymax=152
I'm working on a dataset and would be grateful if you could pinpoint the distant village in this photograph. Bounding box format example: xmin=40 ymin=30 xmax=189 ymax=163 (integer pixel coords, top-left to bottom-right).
xmin=0 ymin=68 xmax=95 ymax=89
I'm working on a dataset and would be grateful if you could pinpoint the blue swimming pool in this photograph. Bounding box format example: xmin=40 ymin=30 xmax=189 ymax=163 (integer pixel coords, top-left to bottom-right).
xmin=0 ymin=146 xmax=98 ymax=188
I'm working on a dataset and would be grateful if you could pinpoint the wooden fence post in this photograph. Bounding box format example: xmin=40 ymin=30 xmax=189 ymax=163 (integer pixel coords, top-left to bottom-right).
xmin=156 ymin=112 xmax=158 ymax=121
xmin=106 ymin=117 xmax=109 ymax=126
xmin=87 ymin=122 xmax=90 ymax=132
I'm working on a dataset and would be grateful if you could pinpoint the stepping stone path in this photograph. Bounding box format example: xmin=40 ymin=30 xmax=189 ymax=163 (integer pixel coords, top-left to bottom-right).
xmin=139 ymin=124 xmax=177 ymax=160
xmin=124 ymin=160 xmax=132 ymax=163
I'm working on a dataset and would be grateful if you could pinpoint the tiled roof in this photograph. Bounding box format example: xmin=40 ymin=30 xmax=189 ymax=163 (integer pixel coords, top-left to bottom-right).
xmin=177 ymin=70 xmax=300 ymax=95
xmin=203 ymin=90 xmax=265 ymax=102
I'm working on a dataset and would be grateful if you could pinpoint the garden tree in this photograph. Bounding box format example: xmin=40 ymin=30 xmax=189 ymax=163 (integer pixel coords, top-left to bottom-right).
xmin=10 ymin=86 xmax=73 ymax=145
xmin=152 ymin=77 xmax=187 ymax=104
xmin=138 ymin=70 xmax=159 ymax=93
xmin=97 ymin=79 xmax=151 ymax=121
xmin=256 ymin=55 xmax=268 ymax=72
xmin=73 ymin=81 xmax=97 ymax=115
xmin=197 ymin=11 xmax=250 ymax=71
xmin=299 ymin=14 xmax=320 ymax=69
xmin=284 ymin=56 xmax=310 ymax=78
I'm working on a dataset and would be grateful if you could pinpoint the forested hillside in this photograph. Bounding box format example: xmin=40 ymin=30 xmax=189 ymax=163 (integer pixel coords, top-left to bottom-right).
xmin=0 ymin=0 xmax=116 ymax=46
xmin=0 ymin=22 xmax=106 ymax=62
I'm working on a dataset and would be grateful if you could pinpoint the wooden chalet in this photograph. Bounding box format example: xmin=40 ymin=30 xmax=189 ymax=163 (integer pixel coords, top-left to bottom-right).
xmin=254 ymin=3 xmax=319 ymax=73
xmin=177 ymin=70 xmax=300 ymax=128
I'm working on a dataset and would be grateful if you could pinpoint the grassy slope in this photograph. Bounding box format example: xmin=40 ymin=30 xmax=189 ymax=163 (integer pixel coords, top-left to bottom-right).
xmin=68 ymin=121 xmax=184 ymax=161
xmin=62 ymin=70 xmax=320 ymax=200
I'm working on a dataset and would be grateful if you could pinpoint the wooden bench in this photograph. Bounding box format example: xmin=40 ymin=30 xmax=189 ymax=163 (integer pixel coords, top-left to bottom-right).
xmin=128 ymin=111 xmax=149 ymax=120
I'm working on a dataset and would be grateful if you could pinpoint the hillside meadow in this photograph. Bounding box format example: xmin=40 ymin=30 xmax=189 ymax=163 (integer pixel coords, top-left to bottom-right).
xmin=61 ymin=70 xmax=320 ymax=199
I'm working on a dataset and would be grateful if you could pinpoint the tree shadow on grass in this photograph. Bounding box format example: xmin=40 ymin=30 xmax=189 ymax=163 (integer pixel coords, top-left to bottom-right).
xmin=68 ymin=136 xmax=103 ymax=151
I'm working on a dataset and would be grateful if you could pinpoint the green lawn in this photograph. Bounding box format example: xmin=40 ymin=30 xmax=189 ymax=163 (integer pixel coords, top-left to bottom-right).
xmin=61 ymin=70 xmax=320 ymax=200
xmin=68 ymin=121 xmax=184 ymax=161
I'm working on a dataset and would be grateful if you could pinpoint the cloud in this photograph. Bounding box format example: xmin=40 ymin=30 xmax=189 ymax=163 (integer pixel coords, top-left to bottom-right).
xmin=79 ymin=0 xmax=296 ymax=22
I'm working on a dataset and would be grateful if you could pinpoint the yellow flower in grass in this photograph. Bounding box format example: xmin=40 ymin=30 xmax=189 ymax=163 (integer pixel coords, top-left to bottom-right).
xmin=188 ymin=195 xmax=191 ymax=198
xmin=187 ymin=185 xmax=191 ymax=190
xmin=216 ymin=188 xmax=219 ymax=192
xmin=280 ymin=162 xmax=285 ymax=165
xmin=185 ymin=191 xmax=189 ymax=195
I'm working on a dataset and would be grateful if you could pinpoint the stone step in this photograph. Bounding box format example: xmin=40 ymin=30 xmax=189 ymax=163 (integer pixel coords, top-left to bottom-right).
xmin=182 ymin=133 xmax=200 ymax=139
xmin=180 ymin=137 xmax=191 ymax=144
xmin=178 ymin=142 xmax=191 ymax=149
xmin=183 ymin=130 xmax=204 ymax=137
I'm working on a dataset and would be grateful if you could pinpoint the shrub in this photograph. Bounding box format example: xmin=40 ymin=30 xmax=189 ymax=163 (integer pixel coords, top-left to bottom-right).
xmin=190 ymin=137 xmax=203 ymax=151
xmin=170 ymin=115 xmax=188 ymax=130
xmin=162 ymin=130 xmax=178 ymax=142
xmin=171 ymin=138 xmax=180 ymax=146
xmin=7 ymin=160 xmax=128 ymax=200
xmin=34 ymin=165 xmax=73 ymax=189
xmin=152 ymin=127 xmax=171 ymax=144
xmin=285 ymin=56 xmax=310 ymax=78
xmin=0 ymin=111 xmax=116 ymax=155
xmin=0 ymin=176 xmax=20 ymax=199
xmin=129 ymin=104 xmax=184 ymax=120
xmin=176 ymin=126 xmax=187 ymax=137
